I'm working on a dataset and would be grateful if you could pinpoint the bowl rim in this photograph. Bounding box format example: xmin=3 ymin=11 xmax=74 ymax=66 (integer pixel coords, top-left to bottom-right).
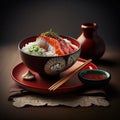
xmin=78 ymin=69 xmax=111 ymax=82
xmin=18 ymin=35 xmax=81 ymax=58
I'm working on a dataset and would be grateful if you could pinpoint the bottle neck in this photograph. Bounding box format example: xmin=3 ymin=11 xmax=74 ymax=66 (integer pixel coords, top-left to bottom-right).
xmin=82 ymin=28 xmax=97 ymax=38
xmin=81 ymin=23 xmax=98 ymax=38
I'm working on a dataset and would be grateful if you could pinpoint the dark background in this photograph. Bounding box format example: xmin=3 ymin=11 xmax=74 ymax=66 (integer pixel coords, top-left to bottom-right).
xmin=0 ymin=0 xmax=120 ymax=48
xmin=0 ymin=0 xmax=120 ymax=120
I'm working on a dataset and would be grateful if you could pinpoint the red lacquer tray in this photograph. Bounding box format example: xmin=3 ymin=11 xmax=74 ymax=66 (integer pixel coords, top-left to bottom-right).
xmin=11 ymin=58 xmax=98 ymax=94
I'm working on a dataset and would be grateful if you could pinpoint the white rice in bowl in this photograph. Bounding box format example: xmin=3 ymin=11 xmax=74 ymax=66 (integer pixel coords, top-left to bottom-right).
xmin=21 ymin=35 xmax=79 ymax=57
xmin=22 ymin=40 xmax=57 ymax=56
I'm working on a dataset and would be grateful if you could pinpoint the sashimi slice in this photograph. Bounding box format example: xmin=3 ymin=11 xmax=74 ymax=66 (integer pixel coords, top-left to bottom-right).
xmin=40 ymin=35 xmax=65 ymax=55
xmin=59 ymin=40 xmax=70 ymax=54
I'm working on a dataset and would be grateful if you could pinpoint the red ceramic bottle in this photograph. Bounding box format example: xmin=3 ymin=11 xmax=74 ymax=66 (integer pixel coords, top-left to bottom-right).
xmin=77 ymin=22 xmax=105 ymax=60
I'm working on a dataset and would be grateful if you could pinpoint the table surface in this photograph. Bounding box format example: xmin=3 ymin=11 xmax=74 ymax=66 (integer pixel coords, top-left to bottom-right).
xmin=0 ymin=45 xmax=120 ymax=120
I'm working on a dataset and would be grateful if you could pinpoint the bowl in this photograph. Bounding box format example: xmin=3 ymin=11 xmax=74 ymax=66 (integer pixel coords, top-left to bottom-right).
xmin=78 ymin=69 xmax=111 ymax=87
xmin=18 ymin=35 xmax=81 ymax=77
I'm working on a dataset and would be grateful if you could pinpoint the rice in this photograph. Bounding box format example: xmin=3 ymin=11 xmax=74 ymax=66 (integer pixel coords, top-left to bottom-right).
xmin=22 ymin=40 xmax=56 ymax=56
xmin=21 ymin=36 xmax=78 ymax=56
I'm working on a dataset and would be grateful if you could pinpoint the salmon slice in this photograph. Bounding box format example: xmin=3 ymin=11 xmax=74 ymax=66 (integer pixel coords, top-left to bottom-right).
xmin=40 ymin=34 xmax=65 ymax=55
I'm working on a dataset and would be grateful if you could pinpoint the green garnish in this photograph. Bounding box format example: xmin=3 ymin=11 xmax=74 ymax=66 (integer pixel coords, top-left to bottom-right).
xmin=29 ymin=45 xmax=39 ymax=52
xmin=41 ymin=28 xmax=52 ymax=35
xmin=49 ymin=28 xmax=52 ymax=34
xmin=33 ymin=45 xmax=39 ymax=51
xmin=53 ymin=32 xmax=58 ymax=38
xmin=29 ymin=44 xmax=44 ymax=55
xmin=37 ymin=51 xmax=43 ymax=55
xmin=41 ymin=29 xmax=58 ymax=38
xmin=29 ymin=48 xmax=33 ymax=52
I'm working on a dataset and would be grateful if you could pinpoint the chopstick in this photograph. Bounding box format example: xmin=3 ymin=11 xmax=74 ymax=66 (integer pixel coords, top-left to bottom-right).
xmin=48 ymin=59 xmax=92 ymax=91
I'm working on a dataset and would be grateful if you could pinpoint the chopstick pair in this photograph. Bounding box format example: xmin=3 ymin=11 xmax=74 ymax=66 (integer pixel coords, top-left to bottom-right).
xmin=48 ymin=59 xmax=92 ymax=91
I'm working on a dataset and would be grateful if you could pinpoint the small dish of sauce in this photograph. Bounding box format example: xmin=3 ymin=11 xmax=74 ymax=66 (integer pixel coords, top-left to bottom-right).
xmin=78 ymin=70 xmax=111 ymax=87
xmin=83 ymin=73 xmax=107 ymax=80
